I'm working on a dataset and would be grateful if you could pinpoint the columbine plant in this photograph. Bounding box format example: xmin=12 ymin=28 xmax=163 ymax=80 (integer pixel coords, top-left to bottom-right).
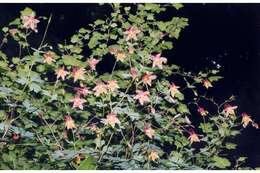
xmin=0 ymin=4 xmax=258 ymax=170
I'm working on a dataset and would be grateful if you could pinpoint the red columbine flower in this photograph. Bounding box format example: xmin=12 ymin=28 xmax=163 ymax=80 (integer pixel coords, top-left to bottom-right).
xmin=93 ymin=82 xmax=108 ymax=96
xmin=241 ymin=112 xmax=253 ymax=128
xmin=21 ymin=12 xmax=40 ymax=32
xmin=43 ymin=51 xmax=56 ymax=64
xmin=56 ymin=66 xmax=69 ymax=81
xmin=124 ymin=26 xmax=141 ymax=41
xmin=107 ymin=80 xmax=119 ymax=92
xmin=65 ymin=115 xmax=76 ymax=129
xmin=104 ymin=112 xmax=120 ymax=128
xmin=170 ymin=83 xmax=180 ymax=98
xmin=74 ymin=87 xmax=90 ymax=97
xmin=134 ymin=90 xmax=150 ymax=105
xmin=149 ymin=150 xmax=159 ymax=161
xmin=87 ymin=58 xmax=100 ymax=71
xmin=198 ymin=107 xmax=208 ymax=116
xmin=130 ymin=68 xmax=139 ymax=79
xmin=203 ymin=79 xmax=213 ymax=89
xmin=142 ymin=72 xmax=157 ymax=86
xmin=188 ymin=129 xmax=200 ymax=144
xmin=12 ymin=133 xmax=20 ymax=141
xmin=144 ymin=125 xmax=155 ymax=139
xmin=150 ymin=53 xmax=167 ymax=69
xmin=70 ymin=96 xmax=86 ymax=110
xmin=223 ymin=104 xmax=238 ymax=117
xmin=72 ymin=67 xmax=85 ymax=82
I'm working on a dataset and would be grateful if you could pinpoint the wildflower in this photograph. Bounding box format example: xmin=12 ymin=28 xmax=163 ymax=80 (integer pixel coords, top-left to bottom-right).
xmin=149 ymin=150 xmax=159 ymax=161
xmin=43 ymin=51 xmax=56 ymax=64
xmin=74 ymin=87 xmax=90 ymax=96
xmin=198 ymin=107 xmax=208 ymax=116
xmin=21 ymin=13 xmax=40 ymax=32
xmin=124 ymin=26 xmax=141 ymax=41
xmin=144 ymin=125 xmax=155 ymax=139
xmin=70 ymin=96 xmax=86 ymax=110
xmin=56 ymin=66 xmax=69 ymax=80
xmin=72 ymin=67 xmax=85 ymax=82
xmin=12 ymin=133 xmax=20 ymax=141
xmin=130 ymin=68 xmax=139 ymax=79
xmin=115 ymin=51 xmax=126 ymax=62
xmin=87 ymin=58 xmax=100 ymax=71
xmin=170 ymin=83 xmax=180 ymax=98
xmin=253 ymin=123 xmax=259 ymax=129
xmin=241 ymin=112 xmax=253 ymax=128
xmin=188 ymin=130 xmax=200 ymax=144
xmin=142 ymin=72 xmax=157 ymax=86
xmin=93 ymin=82 xmax=108 ymax=96
xmin=203 ymin=79 xmax=213 ymax=89
xmin=223 ymin=104 xmax=238 ymax=117
xmin=104 ymin=112 xmax=120 ymax=128
xmin=134 ymin=90 xmax=150 ymax=105
xmin=150 ymin=53 xmax=167 ymax=69
xmin=107 ymin=80 xmax=119 ymax=92
xmin=128 ymin=47 xmax=135 ymax=54
xmin=108 ymin=47 xmax=118 ymax=55
xmin=65 ymin=115 xmax=76 ymax=129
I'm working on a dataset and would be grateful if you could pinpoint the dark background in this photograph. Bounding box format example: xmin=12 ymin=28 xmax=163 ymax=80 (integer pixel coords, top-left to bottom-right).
xmin=0 ymin=3 xmax=259 ymax=168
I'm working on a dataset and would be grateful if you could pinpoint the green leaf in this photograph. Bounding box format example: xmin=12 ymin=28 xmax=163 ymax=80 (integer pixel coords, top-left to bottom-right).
xmin=208 ymin=76 xmax=223 ymax=82
xmin=212 ymin=156 xmax=231 ymax=169
xmin=20 ymin=7 xmax=35 ymax=17
xmin=177 ymin=103 xmax=190 ymax=114
xmin=62 ymin=55 xmax=84 ymax=67
xmin=77 ymin=156 xmax=96 ymax=170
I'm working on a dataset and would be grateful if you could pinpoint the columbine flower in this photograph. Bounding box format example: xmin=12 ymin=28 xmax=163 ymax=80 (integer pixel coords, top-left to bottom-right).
xmin=144 ymin=125 xmax=155 ymax=139
xmin=142 ymin=72 xmax=157 ymax=86
xmin=87 ymin=58 xmax=100 ymax=71
xmin=203 ymin=79 xmax=213 ymax=89
xmin=134 ymin=90 xmax=150 ymax=105
xmin=170 ymin=83 xmax=180 ymax=98
xmin=223 ymin=104 xmax=238 ymax=117
xmin=130 ymin=68 xmax=139 ymax=79
xmin=12 ymin=133 xmax=20 ymax=141
xmin=43 ymin=51 xmax=56 ymax=64
xmin=253 ymin=123 xmax=259 ymax=129
xmin=124 ymin=26 xmax=141 ymax=41
xmin=21 ymin=12 xmax=40 ymax=32
xmin=149 ymin=150 xmax=159 ymax=161
xmin=188 ymin=130 xmax=200 ymax=144
xmin=198 ymin=107 xmax=208 ymax=116
xmin=74 ymin=87 xmax=90 ymax=96
xmin=150 ymin=53 xmax=167 ymax=69
xmin=65 ymin=115 xmax=76 ymax=129
xmin=56 ymin=66 xmax=69 ymax=80
xmin=70 ymin=96 xmax=86 ymax=110
xmin=72 ymin=67 xmax=85 ymax=82
xmin=115 ymin=51 xmax=126 ymax=62
xmin=104 ymin=112 xmax=120 ymax=128
xmin=93 ymin=82 xmax=108 ymax=96
xmin=241 ymin=112 xmax=253 ymax=128
xmin=107 ymin=80 xmax=119 ymax=92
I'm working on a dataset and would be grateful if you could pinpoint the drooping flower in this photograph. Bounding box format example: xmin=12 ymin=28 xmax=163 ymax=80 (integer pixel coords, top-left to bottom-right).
xmin=115 ymin=51 xmax=126 ymax=62
xmin=130 ymin=68 xmax=139 ymax=79
xmin=134 ymin=90 xmax=150 ymax=105
xmin=150 ymin=53 xmax=167 ymax=69
xmin=21 ymin=12 xmax=40 ymax=32
xmin=74 ymin=87 xmax=90 ymax=96
xmin=87 ymin=58 xmax=100 ymax=71
xmin=144 ymin=125 xmax=155 ymax=139
xmin=188 ymin=129 xmax=200 ymax=144
xmin=104 ymin=112 xmax=120 ymax=128
xmin=253 ymin=123 xmax=259 ymax=129
xmin=12 ymin=133 xmax=20 ymax=141
xmin=142 ymin=72 xmax=157 ymax=86
xmin=43 ymin=51 xmax=56 ymax=64
xmin=223 ymin=104 xmax=238 ymax=117
xmin=56 ymin=66 xmax=69 ymax=80
xmin=197 ymin=107 xmax=208 ymax=116
xmin=72 ymin=67 xmax=85 ymax=82
xmin=93 ymin=82 xmax=108 ymax=96
xmin=149 ymin=150 xmax=159 ymax=161
xmin=124 ymin=26 xmax=141 ymax=41
xmin=241 ymin=112 xmax=253 ymax=128
xmin=203 ymin=79 xmax=213 ymax=89
xmin=107 ymin=80 xmax=119 ymax=92
xmin=70 ymin=96 xmax=86 ymax=110
xmin=170 ymin=83 xmax=180 ymax=98
xmin=65 ymin=115 xmax=76 ymax=129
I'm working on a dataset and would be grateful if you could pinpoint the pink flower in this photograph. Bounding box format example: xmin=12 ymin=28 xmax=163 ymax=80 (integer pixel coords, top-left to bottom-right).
xmin=223 ymin=104 xmax=238 ymax=117
xmin=43 ymin=52 xmax=56 ymax=64
xmin=74 ymin=87 xmax=90 ymax=96
xmin=93 ymin=82 xmax=108 ymax=96
xmin=144 ymin=125 xmax=155 ymax=139
xmin=65 ymin=115 xmax=76 ymax=129
xmin=130 ymin=68 xmax=139 ymax=79
xmin=142 ymin=72 xmax=157 ymax=86
xmin=87 ymin=58 xmax=100 ymax=71
xmin=197 ymin=107 xmax=208 ymax=116
xmin=188 ymin=129 xmax=200 ymax=144
xmin=149 ymin=150 xmax=159 ymax=161
xmin=107 ymin=80 xmax=119 ymax=92
xmin=134 ymin=90 xmax=150 ymax=105
xmin=70 ymin=96 xmax=86 ymax=110
xmin=21 ymin=13 xmax=40 ymax=32
xmin=124 ymin=26 xmax=141 ymax=41
xmin=115 ymin=51 xmax=126 ymax=62
xmin=241 ymin=112 xmax=253 ymax=128
xmin=56 ymin=66 xmax=69 ymax=80
xmin=150 ymin=53 xmax=167 ymax=69
xmin=104 ymin=112 xmax=120 ymax=128
xmin=203 ymin=79 xmax=213 ymax=89
xmin=72 ymin=67 xmax=85 ymax=82
xmin=170 ymin=83 xmax=180 ymax=98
